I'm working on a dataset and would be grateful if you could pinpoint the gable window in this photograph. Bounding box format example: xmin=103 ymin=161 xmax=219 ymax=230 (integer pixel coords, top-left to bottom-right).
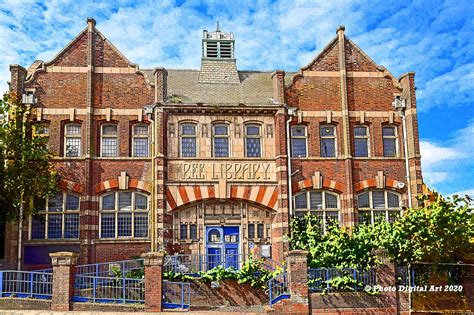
xmin=354 ymin=125 xmax=369 ymax=157
xmin=383 ymin=126 xmax=397 ymax=157
xmin=100 ymin=191 xmax=149 ymax=239
xmin=64 ymin=123 xmax=81 ymax=157
xmin=180 ymin=123 xmax=197 ymax=157
xmin=291 ymin=126 xmax=307 ymax=157
xmin=245 ymin=124 xmax=261 ymax=157
xmin=213 ymin=124 xmax=229 ymax=157
xmin=294 ymin=190 xmax=340 ymax=233
xmin=132 ymin=124 xmax=149 ymax=157
xmin=30 ymin=193 xmax=80 ymax=240
xmin=357 ymin=190 xmax=401 ymax=224
xmin=101 ymin=124 xmax=118 ymax=157
xmin=320 ymin=125 xmax=336 ymax=157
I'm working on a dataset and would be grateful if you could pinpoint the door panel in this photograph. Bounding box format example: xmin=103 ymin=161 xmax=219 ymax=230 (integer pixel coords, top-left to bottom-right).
xmin=207 ymin=247 xmax=221 ymax=270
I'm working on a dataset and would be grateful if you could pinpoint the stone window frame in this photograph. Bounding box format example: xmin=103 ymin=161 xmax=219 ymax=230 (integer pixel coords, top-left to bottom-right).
xmin=64 ymin=122 xmax=82 ymax=158
xmin=293 ymin=190 xmax=340 ymax=233
xmin=382 ymin=125 xmax=398 ymax=157
xmin=320 ymin=124 xmax=337 ymax=158
xmin=290 ymin=125 xmax=308 ymax=158
xmin=212 ymin=122 xmax=231 ymax=157
xmin=33 ymin=122 xmax=50 ymax=138
xmin=357 ymin=190 xmax=401 ymax=225
xmin=179 ymin=121 xmax=198 ymax=158
xmin=29 ymin=192 xmax=80 ymax=240
xmin=131 ymin=123 xmax=149 ymax=158
xmin=99 ymin=191 xmax=149 ymax=239
xmin=100 ymin=123 xmax=118 ymax=157
xmin=354 ymin=125 xmax=370 ymax=157
xmin=244 ymin=122 xmax=262 ymax=158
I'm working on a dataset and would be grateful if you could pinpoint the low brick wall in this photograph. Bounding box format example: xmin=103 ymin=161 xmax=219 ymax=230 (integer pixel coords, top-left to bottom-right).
xmin=0 ymin=298 xmax=51 ymax=310
xmin=72 ymin=301 xmax=145 ymax=312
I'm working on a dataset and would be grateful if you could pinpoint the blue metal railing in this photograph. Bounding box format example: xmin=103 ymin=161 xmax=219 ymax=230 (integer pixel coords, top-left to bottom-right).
xmin=308 ymin=267 xmax=376 ymax=292
xmin=72 ymin=275 xmax=144 ymax=303
xmin=268 ymin=272 xmax=290 ymax=306
xmin=0 ymin=270 xmax=53 ymax=299
xmin=163 ymin=281 xmax=191 ymax=309
xmin=75 ymin=259 xmax=144 ymax=278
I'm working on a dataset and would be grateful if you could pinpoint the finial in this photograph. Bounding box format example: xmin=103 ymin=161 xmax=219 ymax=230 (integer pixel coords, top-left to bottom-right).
xmin=336 ymin=25 xmax=345 ymax=34
xmin=216 ymin=21 xmax=220 ymax=32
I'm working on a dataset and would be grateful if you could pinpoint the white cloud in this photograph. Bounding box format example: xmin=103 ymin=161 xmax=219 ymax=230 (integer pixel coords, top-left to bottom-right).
xmin=420 ymin=141 xmax=463 ymax=168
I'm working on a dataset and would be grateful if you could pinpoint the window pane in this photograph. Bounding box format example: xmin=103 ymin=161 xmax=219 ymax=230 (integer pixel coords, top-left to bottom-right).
xmin=388 ymin=211 xmax=400 ymax=223
xmin=292 ymin=138 xmax=307 ymax=157
xmin=214 ymin=138 xmax=229 ymax=157
xmin=190 ymin=224 xmax=198 ymax=240
xmin=119 ymin=192 xmax=132 ymax=211
xmin=372 ymin=191 xmax=386 ymax=209
xmin=101 ymin=214 xmax=115 ymax=238
xmin=325 ymin=193 xmax=338 ymax=209
xmin=320 ymin=126 xmax=335 ymax=136
xmin=248 ymin=224 xmax=255 ymax=239
xmin=257 ymin=224 xmax=264 ymax=238
xmin=214 ymin=125 xmax=228 ymax=135
xmin=134 ymin=125 xmax=148 ymax=135
xmin=291 ymin=126 xmax=305 ymax=137
xmin=246 ymin=125 xmax=259 ymax=135
xmin=309 ymin=192 xmax=323 ymax=210
xmin=34 ymin=198 xmax=46 ymax=211
xmin=383 ymin=139 xmax=396 ymax=157
xmin=65 ymin=138 xmax=81 ymax=157
xmin=64 ymin=214 xmax=79 ymax=238
xmin=135 ymin=194 xmax=148 ymax=210
xmin=373 ymin=210 xmax=386 ymax=223
xmin=102 ymin=194 xmax=115 ymax=210
xmin=31 ymin=216 xmax=46 ymax=239
xmin=246 ymin=138 xmax=261 ymax=157
xmin=326 ymin=211 xmax=339 ymax=226
xmin=358 ymin=211 xmax=371 ymax=225
xmin=180 ymin=224 xmax=188 ymax=239
xmin=321 ymin=138 xmax=336 ymax=157
xmin=294 ymin=194 xmax=307 ymax=209
xmin=65 ymin=194 xmax=79 ymax=211
xmin=354 ymin=138 xmax=368 ymax=157
xmin=102 ymin=125 xmax=117 ymax=135
xmin=354 ymin=126 xmax=367 ymax=136
xmin=47 ymin=214 xmax=62 ymax=239
xmin=133 ymin=138 xmax=149 ymax=157
xmin=101 ymin=137 xmax=117 ymax=157
xmin=182 ymin=124 xmax=196 ymax=135
xmin=48 ymin=194 xmax=63 ymax=212
xmin=66 ymin=124 xmax=81 ymax=135
xmin=134 ymin=213 xmax=148 ymax=237
xmin=358 ymin=193 xmax=370 ymax=208
xmin=181 ymin=138 xmax=196 ymax=157
xmin=118 ymin=213 xmax=132 ymax=237
xmin=387 ymin=192 xmax=400 ymax=208
xmin=295 ymin=211 xmax=305 ymax=218
xmin=383 ymin=127 xmax=395 ymax=136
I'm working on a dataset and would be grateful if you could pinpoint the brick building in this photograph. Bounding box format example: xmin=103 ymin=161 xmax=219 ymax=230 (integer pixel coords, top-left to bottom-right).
xmin=0 ymin=19 xmax=423 ymax=269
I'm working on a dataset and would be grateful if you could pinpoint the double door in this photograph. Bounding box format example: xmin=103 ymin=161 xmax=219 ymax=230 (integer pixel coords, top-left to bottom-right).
xmin=206 ymin=226 xmax=239 ymax=270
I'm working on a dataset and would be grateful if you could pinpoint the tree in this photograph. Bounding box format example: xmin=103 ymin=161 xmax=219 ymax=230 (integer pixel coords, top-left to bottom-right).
xmin=0 ymin=93 xmax=58 ymax=269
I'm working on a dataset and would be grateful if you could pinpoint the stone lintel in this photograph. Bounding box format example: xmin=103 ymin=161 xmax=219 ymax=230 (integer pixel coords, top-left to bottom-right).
xmin=141 ymin=252 xmax=165 ymax=266
xmin=49 ymin=252 xmax=79 ymax=266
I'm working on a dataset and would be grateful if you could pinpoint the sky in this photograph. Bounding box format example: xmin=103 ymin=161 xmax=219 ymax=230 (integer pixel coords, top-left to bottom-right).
xmin=0 ymin=0 xmax=473 ymax=197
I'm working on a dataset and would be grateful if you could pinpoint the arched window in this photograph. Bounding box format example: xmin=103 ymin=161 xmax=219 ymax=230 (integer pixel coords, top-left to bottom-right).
xmin=132 ymin=124 xmax=149 ymax=157
xmin=245 ymin=124 xmax=261 ymax=157
xmin=320 ymin=125 xmax=336 ymax=157
xmin=180 ymin=123 xmax=197 ymax=157
xmin=354 ymin=125 xmax=369 ymax=157
xmin=101 ymin=124 xmax=118 ymax=157
xmin=383 ymin=126 xmax=397 ymax=157
xmin=291 ymin=125 xmax=307 ymax=157
xmin=208 ymin=228 xmax=221 ymax=243
xmin=357 ymin=190 xmax=401 ymax=224
xmin=293 ymin=190 xmax=340 ymax=233
xmin=100 ymin=191 xmax=149 ymax=238
xmin=213 ymin=124 xmax=229 ymax=157
xmin=30 ymin=192 xmax=80 ymax=240
xmin=64 ymin=123 xmax=81 ymax=157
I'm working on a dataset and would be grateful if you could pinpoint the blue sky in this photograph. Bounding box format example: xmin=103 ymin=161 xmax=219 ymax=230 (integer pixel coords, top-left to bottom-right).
xmin=0 ymin=0 xmax=473 ymax=197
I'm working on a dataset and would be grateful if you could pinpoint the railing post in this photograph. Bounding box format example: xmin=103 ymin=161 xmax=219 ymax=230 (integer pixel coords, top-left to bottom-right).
xmin=0 ymin=271 xmax=3 ymax=297
xmin=286 ymin=250 xmax=309 ymax=313
xmin=142 ymin=252 xmax=165 ymax=312
xmin=50 ymin=251 xmax=79 ymax=311
xmin=122 ymin=277 xmax=126 ymax=303
xmin=29 ymin=272 xmax=34 ymax=298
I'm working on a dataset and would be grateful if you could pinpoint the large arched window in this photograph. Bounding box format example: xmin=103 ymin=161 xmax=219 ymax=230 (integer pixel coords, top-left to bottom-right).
xmin=100 ymin=191 xmax=149 ymax=239
xmin=293 ymin=190 xmax=340 ymax=233
xmin=357 ymin=190 xmax=401 ymax=224
xmin=30 ymin=192 xmax=80 ymax=240
xmin=213 ymin=123 xmax=229 ymax=157
xmin=180 ymin=123 xmax=197 ymax=157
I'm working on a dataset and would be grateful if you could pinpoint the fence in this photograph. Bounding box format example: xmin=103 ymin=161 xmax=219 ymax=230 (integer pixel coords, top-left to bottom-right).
xmin=75 ymin=259 xmax=144 ymax=278
xmin=162 ymin=281 xmax=191 ymax=309
xmin=308 ymin=267 xmax=376 ymax=292
xmin=268 ymin=272 xmax=290 ymax=306
xmin=0 ymin=270 xmax=53 ymax=299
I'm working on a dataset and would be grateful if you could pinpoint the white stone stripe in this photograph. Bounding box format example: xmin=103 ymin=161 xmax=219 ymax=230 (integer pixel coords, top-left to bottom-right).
xmin=249 ymin=187 xmax=259 ymax=202
xmin=184 ymin=186 xmax=195 ymax=203
xmin=261 ymin=186 xmax=275 ymax=206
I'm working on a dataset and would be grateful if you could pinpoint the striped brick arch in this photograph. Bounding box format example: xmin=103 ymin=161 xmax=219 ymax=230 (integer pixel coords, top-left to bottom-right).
xmin=292 ymin=178 xmax=344 ymax=194
xmin=58 ymin=179 xmax=84 ymax=194
xmin=94 ymin=179 xmax=152 ymax=194
xmin=354 ymin=178 xmax=405 ymax=193
xmin=166 ymin=185 xmax=279 ymax=211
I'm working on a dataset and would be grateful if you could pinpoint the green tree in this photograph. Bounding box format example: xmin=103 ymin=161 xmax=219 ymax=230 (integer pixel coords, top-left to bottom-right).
xmin=0 ymin=93 xmax=58 ymax=269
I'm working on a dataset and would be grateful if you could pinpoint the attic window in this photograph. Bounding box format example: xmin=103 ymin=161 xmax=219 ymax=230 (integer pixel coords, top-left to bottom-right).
xmin=205 ymin=41 xmax=233 ymax=59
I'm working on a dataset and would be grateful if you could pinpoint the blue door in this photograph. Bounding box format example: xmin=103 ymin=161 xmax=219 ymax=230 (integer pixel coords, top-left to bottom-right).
xmin=207 ymin=247 xmax=221 ymax=270
xmin=225 ymin=247 xmax=238 ymax=269
xmin=206 ymin=226 xmax=240 ymax=270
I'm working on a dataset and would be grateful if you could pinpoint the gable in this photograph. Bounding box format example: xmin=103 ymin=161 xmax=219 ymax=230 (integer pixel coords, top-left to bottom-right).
xmin=93 ymin=32 xmax=131 ymax=67
xmin=302 ymin=37 xmax=339 ymax=72
xmin=51 ymin=30 xmax=88 ymax=67
xmin=344 ymin=39 xmax=378 ymax=72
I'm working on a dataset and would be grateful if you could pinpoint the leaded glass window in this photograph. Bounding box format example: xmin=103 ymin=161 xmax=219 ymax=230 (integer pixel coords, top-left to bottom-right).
xmin=354 ymin=125 xmax=369 ymax=157
xmin=320 ymin=125 xmax=336 ymax=157
xmin=293 ymin=190 xmax=340 ymax=233
xmin=291 ymin=126 xmax=307 ymax=157
xmin=180 ymin=123 xmax=197 ymax=157
xmin=383 ymin=126 xmax=397 ymax=157
xmin=245 ymin=124 xmax=261 ymax=157
xmin=213 ymin=124 xmax=229 ymax=157
xmin=133 ymin=124 xmax=149 ymax=157
xmin=64 ymin=123 xmax=81 ymax=157
xmin=101 ymin=124 xmax=118 ymax=157
xmin=357 ymin=190 xmax=401 ymax=224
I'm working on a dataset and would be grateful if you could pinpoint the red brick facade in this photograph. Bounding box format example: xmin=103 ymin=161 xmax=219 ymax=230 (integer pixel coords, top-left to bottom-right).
xmin=0 ymin=20 xmax=422 ymax=270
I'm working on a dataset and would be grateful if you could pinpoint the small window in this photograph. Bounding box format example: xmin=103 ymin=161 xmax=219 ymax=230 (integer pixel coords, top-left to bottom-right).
xmin=245 ymin=124 xmax=261 ymax=157
xmin=101 ymin=124 xmax=118 ymax=157
xmin=248 ymin=223 xmax=255 ymax=239
xmin=320 ymin=125 xmax=336 ymax=157
xmin=257 ymin=223 xmax=264 ymax=239
xmin=190 ymin=224 xmax=198 ymax=240
xmin=213 ymin=124 xmax=229 ymax=157
xmin=383 ymin=126 xmax=397 ymax=157
xmin=180 ymin=123 xmax=197 ymax=157
xmin=354 ymin=126 xmax=369 ymax=157
xmin=64 ymin=123 xmax=81 ymax=157
xmin=180 ymin=224 xmax=188 ymax=240
xmin=291 ymin=126 xmax=307 ymax=157
xmin=33 ymin=124 xmax=49 ymax=137
xmin=132 ymin=124 xmax=149 ymax=157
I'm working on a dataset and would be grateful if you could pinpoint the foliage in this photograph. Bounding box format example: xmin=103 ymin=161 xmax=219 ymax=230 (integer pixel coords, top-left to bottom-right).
xmin=163 ymin=270 xmax=195 ymax=282
xmin=198 ymin=265 xmax=238 ymax=282
xmin=0 ymin=93 xmax=58 ymax=221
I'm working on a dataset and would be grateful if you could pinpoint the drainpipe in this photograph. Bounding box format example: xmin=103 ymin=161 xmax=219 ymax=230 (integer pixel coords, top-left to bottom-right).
xmin=286 ymin=107 xmax=297 ymax=217
xmin=400 ymin=110 xmax=412 ymax=209
xmin=144 ymin=104 xmax=157 ymax=252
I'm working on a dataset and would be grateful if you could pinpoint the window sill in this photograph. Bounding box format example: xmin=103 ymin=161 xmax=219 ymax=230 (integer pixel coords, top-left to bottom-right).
xmin=94 ymin=238 xmax=151 ymax=244
xmin=26 ymin=239 xmax=81 ymax=245
xmin=52 ymin=157 xmax=152 ymax=161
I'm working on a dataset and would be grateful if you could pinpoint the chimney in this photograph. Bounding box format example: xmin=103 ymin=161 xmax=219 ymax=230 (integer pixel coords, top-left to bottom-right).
xmin=154 ymin=67 xmax=168 ymax=102
xmin=9 ymin=64 xmax=27 ymax=97
xmin=271 ymin=70 xmax=285 ymax=104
